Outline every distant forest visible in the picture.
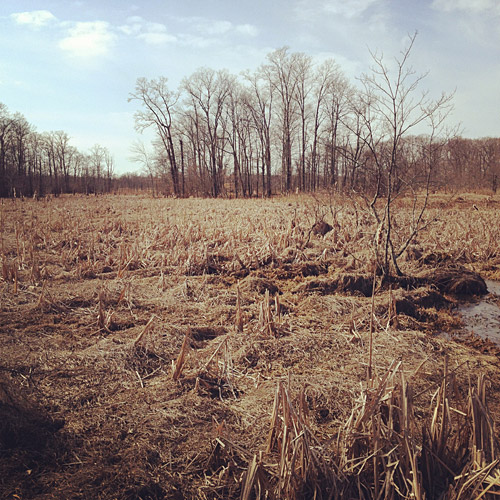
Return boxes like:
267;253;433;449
0;102;115;198
1;43;499;198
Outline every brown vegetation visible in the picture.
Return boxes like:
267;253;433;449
1;192;500;499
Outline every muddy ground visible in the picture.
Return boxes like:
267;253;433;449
1;193;500;499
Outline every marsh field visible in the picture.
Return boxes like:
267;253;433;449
2;192;500;499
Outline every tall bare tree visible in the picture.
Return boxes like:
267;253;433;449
263;47;300;192
129;77;181;196
309;59;349;190
293;53;313;191
244;69;274;197
183;68;234;197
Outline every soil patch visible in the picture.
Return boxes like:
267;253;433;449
241;276;281;295
0;377;66;498
394;287;451;320
295;273;373;296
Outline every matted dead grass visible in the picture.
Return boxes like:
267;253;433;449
1;192;500;499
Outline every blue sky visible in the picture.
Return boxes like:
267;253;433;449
1;0;499;174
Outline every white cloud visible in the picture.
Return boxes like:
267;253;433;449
127;15;144;23
431;0;500;44
432;0;500;13
59;21;117;60
198;19;233;36
119;16;144;36
235;24;259;37
323;0;381;18
178;34;217;49
199;19;259;37
179;16;259;39
293;0;388;36
119;14;258;49
11;10;57;27
137;31;177;45
119;17;176;44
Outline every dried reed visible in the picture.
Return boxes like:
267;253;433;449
241;360;500;500
236;282;244;332
172;328;191;381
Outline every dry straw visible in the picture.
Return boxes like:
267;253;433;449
240;360;500;500
236;282;244;332
172;328;191;381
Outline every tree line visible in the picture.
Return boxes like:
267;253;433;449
129;40;499;198
2;37;499;200
0;102;114;198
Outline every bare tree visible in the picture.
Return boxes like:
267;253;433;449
177;110;209;196
25;130;44;197
104;148;114;193
89;144;106;193
263;48;300;192
130;140;156;195
71;150;87;192
244;69;274;197
11;113;31;193
348;33;454;277
182;68;234;197
480;138;500;193
129;77;181;196
52;131;72;193
309;60;350;190
324;66;351;189
293;53;313;191
43;132;60;194
220;79;245;197
0;103;14;197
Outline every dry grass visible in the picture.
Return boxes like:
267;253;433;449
239;359;500;499
1;192;500;499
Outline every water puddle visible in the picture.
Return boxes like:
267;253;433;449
458;280;500;345
485;279;500;296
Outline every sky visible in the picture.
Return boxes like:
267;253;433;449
1;0;499;174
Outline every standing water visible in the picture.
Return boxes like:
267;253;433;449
459;280;500;345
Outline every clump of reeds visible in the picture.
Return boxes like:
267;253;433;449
194;336;239;400
242;380;336;500
257;289;285;338
96;288;114;331
240;360;500;500
258;289;275;337
340;359;499;498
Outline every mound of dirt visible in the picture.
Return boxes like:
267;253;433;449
294;273;373;296
335;274;373;296
312;221;333;236
282;262;328;277
425;265;487;295
394;297;419;318
190;326;227;348
394;287;451;320
241;276;281;295
420;251;455;265
412;287;451;309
